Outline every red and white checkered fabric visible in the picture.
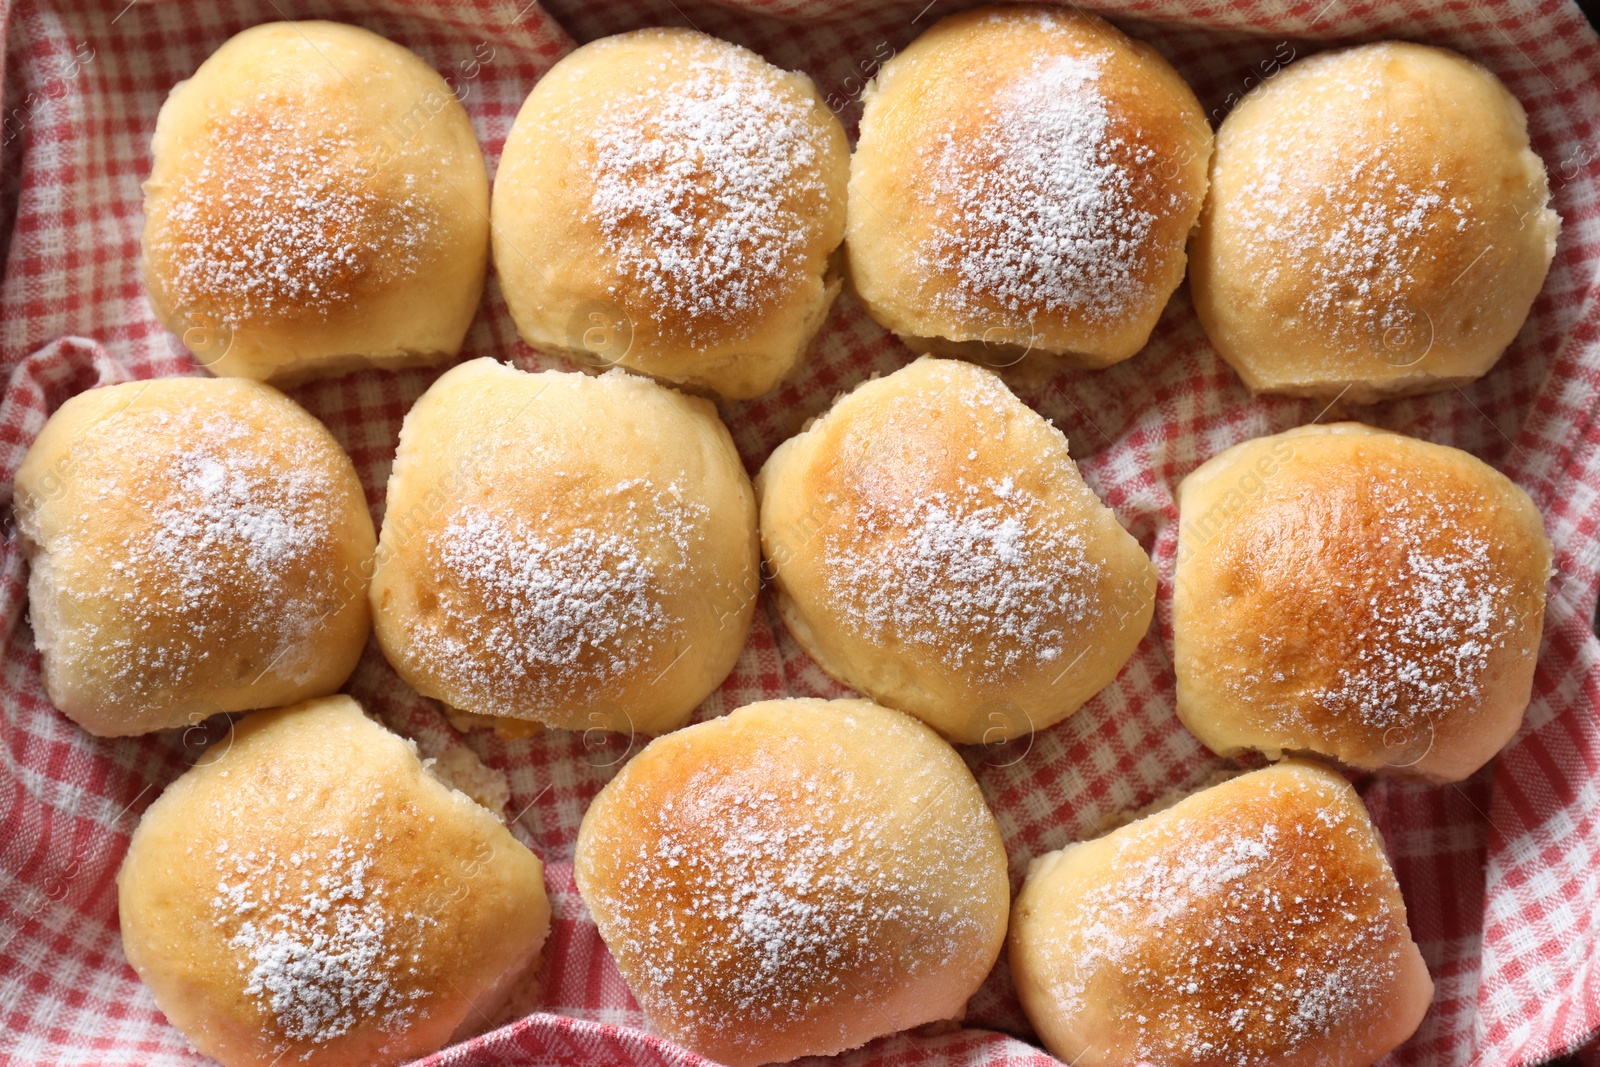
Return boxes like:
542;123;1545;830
0;0;1596;1064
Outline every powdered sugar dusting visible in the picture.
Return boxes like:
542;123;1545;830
1223;54;1477;347
1312;486;1514;728
589;735;997;1053
406;482;704;710
818;369;1103;679
588;48;827;342
57;406;350;697
826;479;1099;677
1049;781;1406;1064
1229;472;1522;734
146;449;312;606
152;99;435;325
1235;152;1465;341
919;50;1158;325
214;833;430;1048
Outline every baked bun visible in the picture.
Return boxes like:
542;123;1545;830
118;695;551;1067
846;6;1210;368
1010;759;1433;1067
370;358;758;736
492;29;848;400
1191;41;1559;400
757;357;1154;744
575;697;1009;1066
1174;423;1551;782
142;21;490;383
14;377;374;736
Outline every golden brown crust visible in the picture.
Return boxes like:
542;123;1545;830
13;377;374;736
370;359;759;735
847;5;1210;367
117;696;551;1067
757;357;1154;743
142;21;489;382
574;698;1009;1066
492;29;848;399
1173;423;1551;781
1191;42;1559;400
1010;760;1433;1067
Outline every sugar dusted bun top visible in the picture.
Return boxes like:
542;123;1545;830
1173;423;1551;782
13;376;374;736
370;359;759;736
142;21;490;383
1191;41;1559;399
847;5;1211;367
116;696;551;1067
758;357;1155;744
574;698;1009;1067
1010;760;1433;1067
492;28;848;399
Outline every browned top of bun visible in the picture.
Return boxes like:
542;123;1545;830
575;698;1009;1066
143;22;463;333
496;28;845;352
14;376;373;733
371;359;757;735
918;9;1201;322
786;358;1137;681
117;697;549;1067
1012;760;1432;1067
1175;423;1550;780
848;5;1209;359
1192;41;1558;397
758;357;1154;742
154;106;427;326
578;31;840;346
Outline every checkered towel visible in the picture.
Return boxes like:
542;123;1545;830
0;0;1596;1064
